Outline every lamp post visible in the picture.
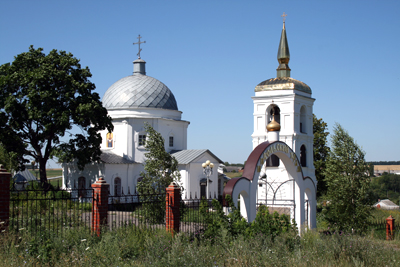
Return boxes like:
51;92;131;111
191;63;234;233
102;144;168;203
202;160;214;199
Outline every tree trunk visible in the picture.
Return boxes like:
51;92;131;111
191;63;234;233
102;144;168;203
39;158;48;184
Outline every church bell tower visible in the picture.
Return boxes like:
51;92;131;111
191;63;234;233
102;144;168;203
251;16;315;179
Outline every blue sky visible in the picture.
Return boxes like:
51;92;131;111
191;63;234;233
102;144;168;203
1;1;399;167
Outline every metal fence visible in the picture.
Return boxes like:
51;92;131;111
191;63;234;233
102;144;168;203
368;219;400;239
107;189;166;231
180;196;226;234
9;184;93;237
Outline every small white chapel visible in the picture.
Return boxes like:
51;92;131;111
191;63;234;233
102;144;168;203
62;37;224;199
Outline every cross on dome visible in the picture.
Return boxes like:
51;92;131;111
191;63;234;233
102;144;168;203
281;12;287;23
133;35;146;59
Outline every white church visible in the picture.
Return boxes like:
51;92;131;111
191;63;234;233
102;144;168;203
63;17;317;227
62;37;224;200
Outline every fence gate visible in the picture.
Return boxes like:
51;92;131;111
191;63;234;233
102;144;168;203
257;177;295;221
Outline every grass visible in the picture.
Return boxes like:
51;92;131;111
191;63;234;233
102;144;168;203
1;225;400;266
371;208;400;221
28;169;62;179
225;171;243;179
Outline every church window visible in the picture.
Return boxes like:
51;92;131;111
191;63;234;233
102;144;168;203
300;145;307;167
107;132;113;148
114;177;121;196
169;136;174;147
300;106;306;133
139;135;146;146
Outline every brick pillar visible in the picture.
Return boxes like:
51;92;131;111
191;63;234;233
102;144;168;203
91;177;109;236
386;215;395;241
166;182;180;236
0;165;11;231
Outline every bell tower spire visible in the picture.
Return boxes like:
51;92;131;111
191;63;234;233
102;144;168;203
277;12;291;78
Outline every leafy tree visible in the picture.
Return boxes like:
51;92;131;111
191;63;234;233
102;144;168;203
313;114;330;197
0;46;113;184
136;123;180;224
0;142;19;173
323;123;371;232
137;122;180;195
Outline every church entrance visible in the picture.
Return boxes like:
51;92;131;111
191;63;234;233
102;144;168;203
257;177;295;219
223;141;316;232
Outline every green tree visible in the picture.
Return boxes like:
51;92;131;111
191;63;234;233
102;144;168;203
136;123;180;224
137;123;180;195
0;46;113;184
313;114;330;197
0;142;19;173
323;123;371;232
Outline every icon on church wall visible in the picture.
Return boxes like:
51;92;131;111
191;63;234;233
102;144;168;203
107;132;113;148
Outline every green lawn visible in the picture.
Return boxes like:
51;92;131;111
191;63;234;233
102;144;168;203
28;169;62;179
225;171;243;179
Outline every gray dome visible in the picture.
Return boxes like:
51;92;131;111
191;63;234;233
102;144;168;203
102;73;178;110
255;77;312;94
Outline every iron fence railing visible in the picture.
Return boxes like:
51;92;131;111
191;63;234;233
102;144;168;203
107;190;166;231
9;185;93;237
367;219;400;239
180;197;226;234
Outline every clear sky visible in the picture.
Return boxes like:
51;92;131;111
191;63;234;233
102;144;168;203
1;0;399;167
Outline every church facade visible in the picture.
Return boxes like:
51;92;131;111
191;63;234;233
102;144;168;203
62;45;223;199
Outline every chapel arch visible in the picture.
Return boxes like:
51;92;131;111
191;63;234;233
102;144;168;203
300;105;307;133
223;141;316;233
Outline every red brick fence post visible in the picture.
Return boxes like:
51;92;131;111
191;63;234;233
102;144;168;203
91;177;109;236
386;215;395;241
166;182;180;236
0;165;11;231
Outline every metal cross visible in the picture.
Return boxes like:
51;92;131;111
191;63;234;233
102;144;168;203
281;12;287;23
133;35;146;59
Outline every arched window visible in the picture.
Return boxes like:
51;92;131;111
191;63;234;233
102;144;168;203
114;177;121;196
267;105;282;127
169;136;174;147
107;133;113;148
78;176;86;197
300;145;307;167
300;106;306;133
266;154;280;167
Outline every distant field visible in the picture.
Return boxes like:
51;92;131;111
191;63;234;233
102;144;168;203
374;165;400;171
225;172;242;179
28;169;62;178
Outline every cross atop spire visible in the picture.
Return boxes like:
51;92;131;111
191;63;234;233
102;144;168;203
281;12;287;24
133;35;146;59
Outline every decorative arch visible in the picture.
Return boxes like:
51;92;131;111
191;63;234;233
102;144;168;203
223;141;317;232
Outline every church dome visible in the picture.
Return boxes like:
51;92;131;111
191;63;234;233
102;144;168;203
255;77;312;94
102;59;178;111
